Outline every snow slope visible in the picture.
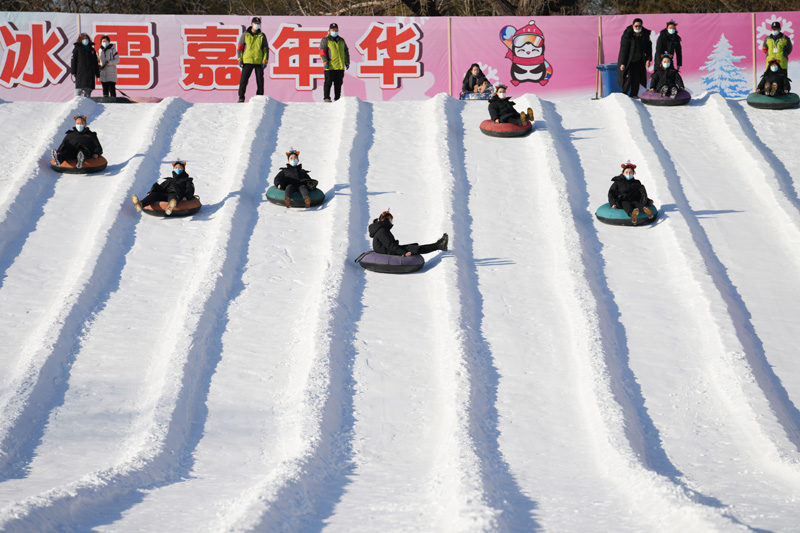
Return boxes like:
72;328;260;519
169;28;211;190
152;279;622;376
0;93;798;532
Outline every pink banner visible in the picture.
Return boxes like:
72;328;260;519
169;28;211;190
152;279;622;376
1;11;798;102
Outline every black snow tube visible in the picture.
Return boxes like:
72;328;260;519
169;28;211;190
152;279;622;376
640;90;692;106
355;251;425;274
89;96;134;104
479;119;533;138
595;202;659;226
142;196;203;217
746;92;800;110
50;156;108;174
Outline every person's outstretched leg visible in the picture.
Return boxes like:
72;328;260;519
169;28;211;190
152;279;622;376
284;184;296;208
299;184;311;208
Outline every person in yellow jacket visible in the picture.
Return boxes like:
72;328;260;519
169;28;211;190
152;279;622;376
319;23;350;102
762;21;793;71
237;17;269;103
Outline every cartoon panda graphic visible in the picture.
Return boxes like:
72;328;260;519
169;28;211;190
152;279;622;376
500;20;553;86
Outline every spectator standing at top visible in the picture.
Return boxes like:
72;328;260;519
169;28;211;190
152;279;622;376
763;21;793;72
319;23;350;102
71;32;99;97
97;35;120;98
617;18;652;99
237;17;269;103
655;20;682;70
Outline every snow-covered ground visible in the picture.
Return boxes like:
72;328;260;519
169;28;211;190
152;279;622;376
0;92;799;532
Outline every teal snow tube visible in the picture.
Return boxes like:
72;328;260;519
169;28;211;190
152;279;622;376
266;185;325;207
595;202;658;226
746;92;799;110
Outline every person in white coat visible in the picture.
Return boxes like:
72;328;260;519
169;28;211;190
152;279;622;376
98;35;120;98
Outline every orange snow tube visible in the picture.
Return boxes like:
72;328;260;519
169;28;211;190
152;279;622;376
142;196;202;217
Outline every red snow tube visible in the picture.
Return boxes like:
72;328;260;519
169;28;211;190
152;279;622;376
142;196;202;217
479;119;532;138
50;156;108;174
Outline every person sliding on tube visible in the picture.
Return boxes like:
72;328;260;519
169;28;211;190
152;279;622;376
369;210;448;257
608;161;654;225
488;85;532;126
273;148;318;208
52;115;103;168
648;54;684;98
757;59;792;96
462;63;492;94
131;160;195;216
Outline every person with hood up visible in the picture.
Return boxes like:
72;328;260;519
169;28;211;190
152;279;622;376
462;63;492;94
237;17;269;103
488;85;532;125
131;161;195;216
97;35;120;98
757;58;792;96
369;210;448;257
71;32;100;97
617;18;652;98
52;115;103;168
655;20;682;70
273;149;318;208
608;161;654;225
648;54;685;98
762;20;793;72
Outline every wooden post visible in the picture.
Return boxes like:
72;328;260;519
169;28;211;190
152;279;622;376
76;13;81;37
447;17;452;97
594;16;602;99
752;12;757;90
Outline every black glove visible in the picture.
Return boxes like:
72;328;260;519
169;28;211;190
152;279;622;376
239;60;243;68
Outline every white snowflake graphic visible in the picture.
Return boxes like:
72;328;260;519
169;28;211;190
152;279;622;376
478;62;500;85
394;16;429;27
756;14;794;49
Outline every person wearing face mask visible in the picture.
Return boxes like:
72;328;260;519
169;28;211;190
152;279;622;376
648;54;685;98
237;17;269;103
319;23;350;102
52;115;103;168
762;21;792;72
272;149;319;208
131;161;196;216
369;211;448;257
617;18;652;99
608;161;654;225
97;35;120;98
756;59;792;96
71;32;100;97
487;85;532;125
656;20;682;71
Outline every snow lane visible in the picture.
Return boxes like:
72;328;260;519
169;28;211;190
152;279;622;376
545;95;747;531
0;97;277;530
0;98;94;289
599;94;800;529
104;99;353;532
0;99;185;480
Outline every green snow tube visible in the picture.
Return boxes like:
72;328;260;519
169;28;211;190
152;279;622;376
746;92;799;110
265;185;325;207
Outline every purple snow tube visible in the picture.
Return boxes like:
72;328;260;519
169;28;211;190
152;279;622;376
354;251;425;274
640;89;692;106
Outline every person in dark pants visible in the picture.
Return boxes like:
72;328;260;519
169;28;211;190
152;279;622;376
655;20;682;71
71;32;99;97
319;23;349;102
131;161;195;216
52;115;103;168
237;17;269;103
648;54;684;98
617;18;652;99
273;149;318;209
488;85;532;125
757;59;792;96
97;35;120;98
369;210;448;257
608;161;654;225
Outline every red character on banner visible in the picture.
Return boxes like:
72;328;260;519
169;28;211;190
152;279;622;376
269;23;327;90
92;23;156;89
0;21;68;88
180;24;242;90
355;22;422;89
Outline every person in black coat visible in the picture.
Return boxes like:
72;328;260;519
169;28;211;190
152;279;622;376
757;59;792;96
71;32;99;97
648;55;684;97
617;19;652;98
273;149;318;208
462;63;491;94
655;21;682;70
608;161;654;225
131;161;196;216
488;85;531;125
369;210;448;257
52;115;103;168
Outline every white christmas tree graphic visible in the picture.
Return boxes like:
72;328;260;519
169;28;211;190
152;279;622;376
700;33;751;97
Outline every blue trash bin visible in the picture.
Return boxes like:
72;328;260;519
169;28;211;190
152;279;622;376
596;63;622;97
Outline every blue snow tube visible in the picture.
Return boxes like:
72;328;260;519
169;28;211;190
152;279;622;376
355;251;425;274
595;202;659;226
460;91;493;100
